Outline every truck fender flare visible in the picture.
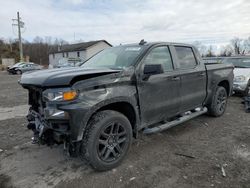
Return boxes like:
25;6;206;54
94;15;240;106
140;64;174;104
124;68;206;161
79;97;139;141
206;79;230;106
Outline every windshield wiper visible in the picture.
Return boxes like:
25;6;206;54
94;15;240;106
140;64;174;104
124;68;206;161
109;67;123;70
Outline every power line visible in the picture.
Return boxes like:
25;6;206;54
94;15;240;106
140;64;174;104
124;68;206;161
12;12;25;61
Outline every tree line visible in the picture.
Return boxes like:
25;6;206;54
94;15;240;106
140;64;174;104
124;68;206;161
193;37;250;57
1;36;250;65
0;36;68;65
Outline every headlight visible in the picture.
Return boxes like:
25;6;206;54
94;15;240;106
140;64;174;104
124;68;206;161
234;75;247;82
43;88;78;102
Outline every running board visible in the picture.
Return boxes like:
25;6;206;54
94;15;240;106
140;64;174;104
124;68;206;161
143;107;208;134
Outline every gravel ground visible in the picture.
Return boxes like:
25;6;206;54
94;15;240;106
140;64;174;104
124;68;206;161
0;71;250;188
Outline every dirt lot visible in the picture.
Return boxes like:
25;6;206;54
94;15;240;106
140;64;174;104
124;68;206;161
0;71;249;188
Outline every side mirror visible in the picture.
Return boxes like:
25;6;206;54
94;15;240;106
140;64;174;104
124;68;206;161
143;64;164;75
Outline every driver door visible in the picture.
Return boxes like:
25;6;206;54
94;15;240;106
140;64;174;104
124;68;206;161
137;45;181;127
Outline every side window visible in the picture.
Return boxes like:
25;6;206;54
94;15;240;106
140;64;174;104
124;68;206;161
174;46;197;69
144;46;173;72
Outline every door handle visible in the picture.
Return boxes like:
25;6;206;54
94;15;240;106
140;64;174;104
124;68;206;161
170;76;180;81
199;72;206;76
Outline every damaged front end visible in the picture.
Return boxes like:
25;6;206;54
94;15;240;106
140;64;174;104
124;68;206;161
19;67;125;158
25;86;78;154
26;109;61;145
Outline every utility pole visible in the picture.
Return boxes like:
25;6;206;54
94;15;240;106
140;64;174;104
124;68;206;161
12;12;25;61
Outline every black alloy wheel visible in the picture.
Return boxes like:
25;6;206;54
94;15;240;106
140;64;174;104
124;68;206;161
216;88;227;114
208;86;228;117
83;110;132;171
97;122;128;163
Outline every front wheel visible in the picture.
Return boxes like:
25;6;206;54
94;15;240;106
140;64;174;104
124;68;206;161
207;86;228;117
82;110;132;171
16;70;22;75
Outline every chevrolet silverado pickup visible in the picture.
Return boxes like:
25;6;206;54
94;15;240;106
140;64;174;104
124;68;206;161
19;41;234;171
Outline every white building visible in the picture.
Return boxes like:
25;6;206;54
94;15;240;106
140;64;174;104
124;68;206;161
49;40;112;68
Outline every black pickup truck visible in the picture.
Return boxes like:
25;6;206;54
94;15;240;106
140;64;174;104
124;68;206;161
20;41;234;171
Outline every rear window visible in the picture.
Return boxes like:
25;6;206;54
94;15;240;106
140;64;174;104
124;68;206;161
174;46;197;69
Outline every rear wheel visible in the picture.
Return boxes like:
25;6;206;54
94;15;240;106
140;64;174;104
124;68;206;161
82;110;132;171
208;86;228;117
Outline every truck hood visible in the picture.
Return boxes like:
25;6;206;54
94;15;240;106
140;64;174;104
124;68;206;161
234;68;250;77
19;67;121;87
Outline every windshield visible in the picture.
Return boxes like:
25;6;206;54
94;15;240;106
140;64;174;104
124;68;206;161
14;62;24;67
223;58;250;68
81;46;143;69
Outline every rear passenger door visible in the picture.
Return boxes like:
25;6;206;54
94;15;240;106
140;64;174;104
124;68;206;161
172;46;206;111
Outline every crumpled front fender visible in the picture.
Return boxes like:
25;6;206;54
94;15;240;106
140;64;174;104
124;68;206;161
59;96;138;142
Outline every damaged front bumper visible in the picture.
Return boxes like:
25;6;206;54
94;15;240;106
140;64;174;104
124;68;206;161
233;81;248;93
23;86;105;148
27;108;70;145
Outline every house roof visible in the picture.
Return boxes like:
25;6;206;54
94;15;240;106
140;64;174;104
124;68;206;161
50;40;112;54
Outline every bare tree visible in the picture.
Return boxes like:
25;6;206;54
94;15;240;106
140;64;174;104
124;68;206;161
205;45;216;57
0;38;19;61
1;36;69;65
219;45;233;57
243;37;250;54
230;37;245;55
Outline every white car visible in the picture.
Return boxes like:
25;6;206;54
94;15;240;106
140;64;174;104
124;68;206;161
7;62;25;71
223;57;250;95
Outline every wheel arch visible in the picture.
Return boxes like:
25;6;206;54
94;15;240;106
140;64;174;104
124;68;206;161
16;69;22;74
84;99;139;139
204;79;231;107
217;80;230;96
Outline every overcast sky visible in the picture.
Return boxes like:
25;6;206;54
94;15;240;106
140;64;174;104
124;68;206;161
1;0;250;46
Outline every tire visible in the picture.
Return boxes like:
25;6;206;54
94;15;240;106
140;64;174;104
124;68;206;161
82;110;132;171
16;70;22;75
208;86;228;117
243;86;249;96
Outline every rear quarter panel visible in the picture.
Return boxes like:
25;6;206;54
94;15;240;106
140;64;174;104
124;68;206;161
205;63;234;105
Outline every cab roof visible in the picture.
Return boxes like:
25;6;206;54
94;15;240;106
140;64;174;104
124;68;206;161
120;41;195;48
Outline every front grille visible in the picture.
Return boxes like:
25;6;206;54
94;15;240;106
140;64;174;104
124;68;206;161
28;88;45;114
